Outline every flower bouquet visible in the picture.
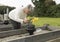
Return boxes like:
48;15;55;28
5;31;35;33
26;17;38;35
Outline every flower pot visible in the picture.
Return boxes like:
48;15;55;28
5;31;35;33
26;23;36;35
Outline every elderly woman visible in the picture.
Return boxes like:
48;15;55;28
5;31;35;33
9;0;35;29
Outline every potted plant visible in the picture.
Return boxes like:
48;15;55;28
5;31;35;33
26;17;38;35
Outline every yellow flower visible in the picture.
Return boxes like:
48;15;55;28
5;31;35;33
33;17;38;21
27;17;39;24
31;17;39;23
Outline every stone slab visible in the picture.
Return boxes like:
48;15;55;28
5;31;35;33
0;24;13;31
0;30;60;42
0;29;27;38
8;31;60;42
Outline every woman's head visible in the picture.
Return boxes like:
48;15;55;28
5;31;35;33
23;4;35;14
22;0;35;14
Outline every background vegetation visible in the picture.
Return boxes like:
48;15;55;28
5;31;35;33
29;0;60;18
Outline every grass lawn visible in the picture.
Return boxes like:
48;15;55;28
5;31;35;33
32;17;60;27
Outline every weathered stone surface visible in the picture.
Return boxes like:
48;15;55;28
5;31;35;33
0;29;27;38
0;24;13;31
0;25;60;42
1;30;59;42
37;26;60;31
46;37;60;42
24;31;60;42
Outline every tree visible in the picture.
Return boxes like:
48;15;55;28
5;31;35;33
28;0;60;17
32;0;46;17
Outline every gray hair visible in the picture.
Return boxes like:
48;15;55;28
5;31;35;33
27;5;35;12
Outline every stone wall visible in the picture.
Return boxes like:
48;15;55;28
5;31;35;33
9;30;60;42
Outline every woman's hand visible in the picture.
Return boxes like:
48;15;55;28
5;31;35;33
23;18;29;23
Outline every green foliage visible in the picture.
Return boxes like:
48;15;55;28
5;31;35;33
46;4;60;17
33;0;46;17
29;0;60;17
28;0;41;16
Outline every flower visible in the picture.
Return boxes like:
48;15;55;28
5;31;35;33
27;17;39;23
31;17;39;23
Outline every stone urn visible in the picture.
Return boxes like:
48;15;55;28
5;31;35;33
26;23;36;35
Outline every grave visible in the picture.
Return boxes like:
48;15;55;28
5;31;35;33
0;28;60;42
0;23;60;42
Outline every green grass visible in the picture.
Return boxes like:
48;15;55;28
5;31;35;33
32;17;60;27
